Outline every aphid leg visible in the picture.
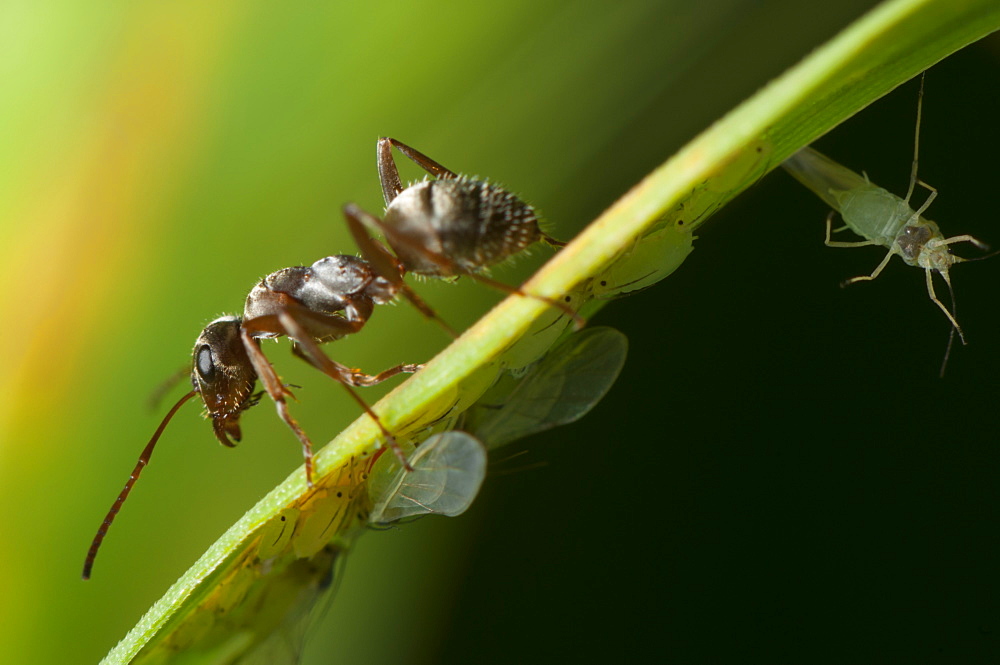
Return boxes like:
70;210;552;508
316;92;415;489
907;180;937;222
277;307;415;472
926;268;966;344
824;212;879;248
841;249;894;288
903;73;927;205
239;323;317;487
938;234;990;251
343;203;458;338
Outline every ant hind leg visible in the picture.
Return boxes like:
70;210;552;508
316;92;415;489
378;137;458;206
343;203;458;338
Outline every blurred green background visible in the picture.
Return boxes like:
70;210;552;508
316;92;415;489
3;1;999;663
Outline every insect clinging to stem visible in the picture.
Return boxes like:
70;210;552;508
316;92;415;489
781;72;990;373
83;253;422;580
343;137;584;337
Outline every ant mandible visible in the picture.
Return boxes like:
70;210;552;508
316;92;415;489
83;254;419;579
343;137;584;336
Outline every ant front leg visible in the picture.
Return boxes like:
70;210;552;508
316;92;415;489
277;303;418;472
238;320;318;487
343;203;458;338
377;137;458;206
281;304;423;387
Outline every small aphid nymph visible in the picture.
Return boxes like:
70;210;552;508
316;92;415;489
781;73;989;373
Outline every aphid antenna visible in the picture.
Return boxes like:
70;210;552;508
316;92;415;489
938;274;960;378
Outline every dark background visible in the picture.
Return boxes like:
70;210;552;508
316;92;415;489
424;41;1000;665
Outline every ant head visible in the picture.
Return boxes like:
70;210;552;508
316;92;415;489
191;316;258;446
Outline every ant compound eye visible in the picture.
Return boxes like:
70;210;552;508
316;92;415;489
196;345;216;382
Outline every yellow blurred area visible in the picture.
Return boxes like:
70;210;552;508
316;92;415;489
3;2;947;663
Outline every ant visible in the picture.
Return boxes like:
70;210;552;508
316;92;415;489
343;137;584;336
83;254;420;580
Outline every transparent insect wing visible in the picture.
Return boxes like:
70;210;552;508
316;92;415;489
467;326;628;449
499;287;587;374
782;146;872;211
134;544;344;665
131;456;371;665
230;547;347;665
368;431;488;524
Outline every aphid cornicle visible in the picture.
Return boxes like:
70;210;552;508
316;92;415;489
343;137;583;335
781;73;989;371
83;254;421;580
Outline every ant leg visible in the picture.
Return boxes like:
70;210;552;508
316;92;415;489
841;249;895;287
343;203;458;338
281;305;423;386
926;268;966;344
238;324;317;487
378;137;459;206
347;203;584;329
277;306;416;472
539;231;567;248
463;271;586;330
377;138;404;207
291;341;420;385
824;211;878;248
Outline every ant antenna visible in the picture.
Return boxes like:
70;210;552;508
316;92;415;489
83;389;198;580
146;365;189;411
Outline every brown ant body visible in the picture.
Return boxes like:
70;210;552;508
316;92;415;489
344;137;583;335
85;138;579;580
83;254;419;579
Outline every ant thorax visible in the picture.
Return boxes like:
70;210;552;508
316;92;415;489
243;255;397;342
384;176;541;276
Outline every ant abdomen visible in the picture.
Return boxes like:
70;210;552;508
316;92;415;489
385;176;541;276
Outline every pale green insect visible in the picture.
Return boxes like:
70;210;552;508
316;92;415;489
590;220;694;300
782;74;988;360
133;458;370;665
368;430;488;524
133;325;627;662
